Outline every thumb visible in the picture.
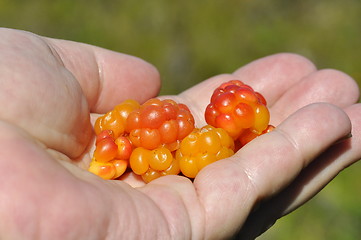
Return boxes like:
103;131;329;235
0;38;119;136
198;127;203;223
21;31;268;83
45;37;161;113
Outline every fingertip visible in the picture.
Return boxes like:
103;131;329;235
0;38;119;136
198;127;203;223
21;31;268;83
319;68;360;102
233;53;317;105
233;53;316;78
270;68;360;125
275;103;352;154
344;103;361;157
232;103;351;198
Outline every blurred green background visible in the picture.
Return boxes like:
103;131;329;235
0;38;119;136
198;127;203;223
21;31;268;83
1;0;360;239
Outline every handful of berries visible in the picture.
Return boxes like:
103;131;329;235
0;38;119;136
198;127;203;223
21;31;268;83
88;80;274;182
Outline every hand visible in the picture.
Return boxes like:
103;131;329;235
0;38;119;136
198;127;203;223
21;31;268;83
0;28;360;240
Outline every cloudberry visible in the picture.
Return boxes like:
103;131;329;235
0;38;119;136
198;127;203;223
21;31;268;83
176;125;235;178
129;146;180;183
205;80;273;146
126;98;195;150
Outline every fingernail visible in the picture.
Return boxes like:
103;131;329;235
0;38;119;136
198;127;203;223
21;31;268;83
334;132;352;145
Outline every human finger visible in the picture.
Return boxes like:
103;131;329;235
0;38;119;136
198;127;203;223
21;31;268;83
193;103;351;239
173;53;316;126
0;28;94;157
44;37;161;113
236;103;361;239
232;53;317;106
271;69;360;125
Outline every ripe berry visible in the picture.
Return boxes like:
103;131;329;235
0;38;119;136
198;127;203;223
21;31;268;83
93;135;118;162
94;99;140;138
115;136;133;160
205;80;272;145
88;158;128;180
126;98;195;150
88;160;116;180
129;146;180;183
176;125;235;178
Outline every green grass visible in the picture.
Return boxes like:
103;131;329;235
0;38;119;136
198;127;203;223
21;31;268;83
1;0;360;239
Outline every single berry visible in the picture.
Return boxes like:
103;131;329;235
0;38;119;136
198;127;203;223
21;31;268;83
88;158;128;180
205;80;271;145
115;136;133;160
93;134;118;162
129;146;180;183
94;99;140;138
88;160;116;180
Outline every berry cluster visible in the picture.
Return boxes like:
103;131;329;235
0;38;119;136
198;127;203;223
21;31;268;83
88;80;274;182
88;98;196;182
205;80;274;147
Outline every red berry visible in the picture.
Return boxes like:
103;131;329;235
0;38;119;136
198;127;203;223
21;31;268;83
205;80;271;144
93;137;118;162
115;136;133;160
127;98;195;150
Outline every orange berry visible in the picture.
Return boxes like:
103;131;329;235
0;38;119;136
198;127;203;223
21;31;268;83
176;125;234;178
142;168;162;183
139;105;166;129
178;156;198;178
98;110;125;138
88;160;116;180
129;147;150;175
115;136;132;160
159;120;178;143
148;147;173;171
93;137;118;162
139;128;162;149
162;157;181;176
110;159;128;179
114;99;141;122
96;130;114;144
129;146;177;183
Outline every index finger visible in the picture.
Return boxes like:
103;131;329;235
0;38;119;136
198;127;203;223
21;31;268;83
232;53;316;106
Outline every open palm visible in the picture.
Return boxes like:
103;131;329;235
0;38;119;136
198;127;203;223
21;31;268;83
0;28;360;240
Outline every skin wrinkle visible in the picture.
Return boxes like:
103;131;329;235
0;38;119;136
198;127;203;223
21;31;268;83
195;159;252;239
139;178;203;240
41;40;94;157
141;185;185;239
102;182;139;240
42;173;94;239
94;53;105;112
134;188;173;239
273;128;305;168
232;131;302;203
179;179;206;240
45;38;101;112
240;158;265;200
225;157;257;205
42;38;66;68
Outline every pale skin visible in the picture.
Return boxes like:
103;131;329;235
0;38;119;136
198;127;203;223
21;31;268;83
0;28;360;240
